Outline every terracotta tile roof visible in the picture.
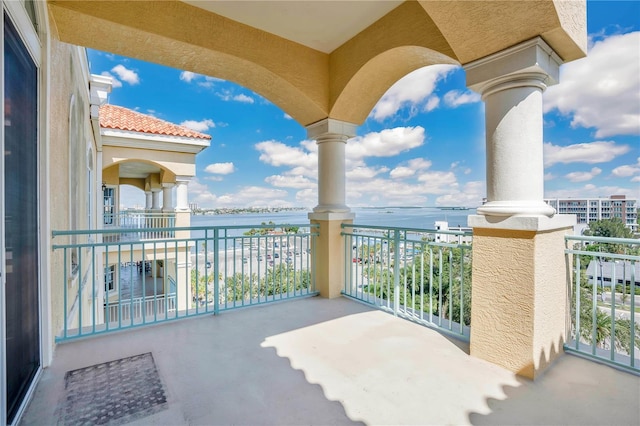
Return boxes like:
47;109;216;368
99;104;211;140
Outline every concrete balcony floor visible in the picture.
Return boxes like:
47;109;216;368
22;297;640;425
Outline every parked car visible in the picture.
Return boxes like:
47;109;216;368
274;253;279;258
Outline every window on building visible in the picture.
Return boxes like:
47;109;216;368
104;265;115;292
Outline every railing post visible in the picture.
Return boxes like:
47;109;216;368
213;228;219;315
393;230;401;316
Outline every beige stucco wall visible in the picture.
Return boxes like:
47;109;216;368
470;226;572;379
102;145;194;179
48;36;98;344
532;227;572;374
48;0;586;128
310;218;352;298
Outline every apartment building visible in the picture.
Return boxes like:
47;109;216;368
545;195;638;232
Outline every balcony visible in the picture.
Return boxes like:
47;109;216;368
20;296;640;425
28;223;640;425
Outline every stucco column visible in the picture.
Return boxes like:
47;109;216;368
162;183;174;212
145;191;152;210
174;177;192;239
175;177;191;212
465;38;576;379
151;188;161;211
307;118;357;298
465;37;560;217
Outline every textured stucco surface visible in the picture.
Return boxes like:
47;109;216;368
48;36;98;350
471;229;537;377
102;146;195;180
310;219;352;298
48;0;586;127
471;226;572;379
532;227;572;373
418;0;586;63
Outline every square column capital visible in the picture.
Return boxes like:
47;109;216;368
306;118;358;140
464;37;563;94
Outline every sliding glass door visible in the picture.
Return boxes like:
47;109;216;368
3;13;40;425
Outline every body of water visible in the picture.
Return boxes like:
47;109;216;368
190;207;476;231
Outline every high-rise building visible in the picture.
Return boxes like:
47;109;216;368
544;195;638;232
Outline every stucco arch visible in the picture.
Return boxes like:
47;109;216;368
103;159;177;191
48;0;329;126
330;46;458;125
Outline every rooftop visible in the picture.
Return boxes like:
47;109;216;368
99;104;211;140
21;297;640;425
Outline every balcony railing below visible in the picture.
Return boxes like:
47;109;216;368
103;211;176;241
342;224;472;340
565;235;640;374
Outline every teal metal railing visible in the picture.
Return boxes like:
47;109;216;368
103;211;176;241
52;223;318;341
565;235;640;374
342;224;472;340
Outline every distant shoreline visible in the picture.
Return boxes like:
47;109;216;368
192;206;474;216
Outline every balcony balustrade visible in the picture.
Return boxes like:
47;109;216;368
342;224;473;339
565;235;640;374
103;211;176;241
52;223;318;341
17;222;640;424
52;222;640;376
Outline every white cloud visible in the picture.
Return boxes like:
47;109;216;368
347;127;425;160
389;166;416;179
544;31;640;138
264;175;315;189
390;158;432;179
346;166;389;182
443;90;481;107
179;71;197;82
283;113;293;120
217;90;255;103
295;188;317;206
565;167;602;183
188;178;218;208
180;72;224;87
233;94;254;104
180;118;215;132
435;181;485;207
205;162;235;175
215;186;291;208
544;172;557;181
370;64;457;121
632;176;640;183
111;64;139;85
417;171;458;194
611;157;640;178
255;140;317;170
424;96;440;112
100;71;122;88
543;141;630;166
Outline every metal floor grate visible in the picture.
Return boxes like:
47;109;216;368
57;352;167;425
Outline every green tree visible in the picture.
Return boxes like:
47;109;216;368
282;225;300;234
572;268;640;354
361;245;472;326
584;218;633;239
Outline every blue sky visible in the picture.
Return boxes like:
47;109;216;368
88;1;640;209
